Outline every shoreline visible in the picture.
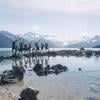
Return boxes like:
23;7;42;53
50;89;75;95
0;49;100;60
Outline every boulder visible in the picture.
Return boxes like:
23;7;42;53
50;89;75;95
45;65;51;71
19;87;39;100
85;50;93;57
13;66;25;80
52;64;68;71
33;63;43;72
0;70;15;84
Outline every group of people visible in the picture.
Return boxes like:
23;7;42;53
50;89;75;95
12;39;49;55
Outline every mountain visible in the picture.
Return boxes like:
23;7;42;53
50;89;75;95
0;30;26;48
93;44;100;48
65;35;100;48
1;30;100;48
0;30;15;48
0;31;66;48
21;32;66;48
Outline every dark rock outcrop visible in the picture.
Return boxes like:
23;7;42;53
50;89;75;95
33;63;68;76
19;87;39;100
0;66;25;84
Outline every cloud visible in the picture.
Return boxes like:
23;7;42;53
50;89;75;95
0;0;100;13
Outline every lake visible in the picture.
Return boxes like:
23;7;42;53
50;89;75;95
0;48;100;100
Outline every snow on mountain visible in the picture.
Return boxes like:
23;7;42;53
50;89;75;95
1;30;100;48
65;35;100;48
20;32;68;48
19;32;100;48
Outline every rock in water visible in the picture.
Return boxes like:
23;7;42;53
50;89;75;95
78;68;82;71
52;64;68;71
19;87;39;100
33;63;43;72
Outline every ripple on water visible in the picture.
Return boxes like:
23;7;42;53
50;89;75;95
90;83;100;93
86;96;100;100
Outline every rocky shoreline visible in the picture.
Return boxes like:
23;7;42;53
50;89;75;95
0;49;100;60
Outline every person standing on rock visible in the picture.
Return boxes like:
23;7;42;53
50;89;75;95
24;44;28;54
35;41;40;53
12;39;18;55
19;42;23;55
12;40;16;54
45;42;49;52
41;42;44;53
28;43;32;53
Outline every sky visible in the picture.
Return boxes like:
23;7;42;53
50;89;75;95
0;0;100;40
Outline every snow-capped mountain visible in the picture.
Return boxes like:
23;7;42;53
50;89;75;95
20;32;68;48
0;30;26;48
0;30;15;48
65;35;100;48
0;30;100;48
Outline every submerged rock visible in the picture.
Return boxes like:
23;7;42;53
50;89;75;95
19;87;39;100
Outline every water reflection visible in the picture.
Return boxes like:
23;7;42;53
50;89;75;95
22;56;67;76
0;59;25;84
0;56;68;85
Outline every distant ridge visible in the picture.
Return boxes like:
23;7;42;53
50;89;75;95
65;35;100;48
0;30;100;48
0;30;15;48
93;44;100;48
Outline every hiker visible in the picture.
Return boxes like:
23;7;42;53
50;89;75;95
41;42;44;53
28;43;32;53
34;41;39;52
12;40;16;54
13;39;19;55
24;44;28;54
45;42;49;52
19;42;23;55
32;43;35;53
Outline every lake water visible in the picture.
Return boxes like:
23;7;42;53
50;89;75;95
0;48;100;100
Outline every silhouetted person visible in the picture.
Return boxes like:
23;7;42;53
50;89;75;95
19;42;23;55
41;42;44;53
24;44;28;54
12;40;16;53
12;40;18;55
45;42;49;52
35;42;39;52
28;43;32;53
